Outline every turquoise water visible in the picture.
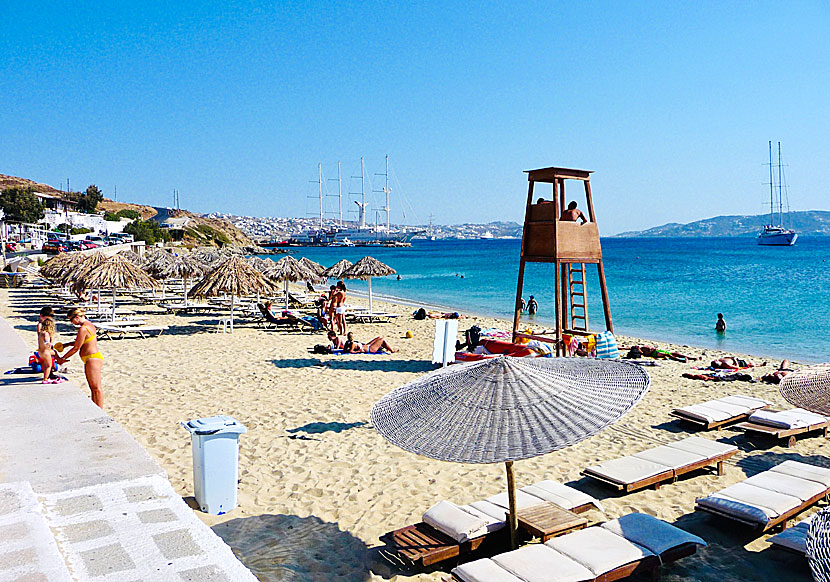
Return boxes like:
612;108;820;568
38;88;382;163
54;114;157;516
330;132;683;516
265;237;830;362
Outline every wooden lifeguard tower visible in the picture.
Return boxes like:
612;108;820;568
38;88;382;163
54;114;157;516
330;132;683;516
512;167;613;355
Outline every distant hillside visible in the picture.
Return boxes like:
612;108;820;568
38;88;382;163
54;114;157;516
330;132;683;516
615;210;830;237
0;174;62;196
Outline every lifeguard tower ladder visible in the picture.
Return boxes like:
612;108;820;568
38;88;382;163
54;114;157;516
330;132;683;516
512;167;613;355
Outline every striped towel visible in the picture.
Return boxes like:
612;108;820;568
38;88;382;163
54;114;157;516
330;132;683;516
595;331;619;359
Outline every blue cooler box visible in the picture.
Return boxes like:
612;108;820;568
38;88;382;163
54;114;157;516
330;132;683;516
181;415;247;515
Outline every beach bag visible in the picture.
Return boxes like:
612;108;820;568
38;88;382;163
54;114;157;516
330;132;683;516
312;344;332;354
595;331;619;359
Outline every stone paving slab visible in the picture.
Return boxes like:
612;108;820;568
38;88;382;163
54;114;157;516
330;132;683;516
41;475;257;582
0;481;73;582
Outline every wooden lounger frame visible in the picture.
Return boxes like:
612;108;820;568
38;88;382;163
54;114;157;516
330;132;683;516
450;540;699;582
384;501;595;568
696;489;830;533
734;419;830;448
581;450;736;493
670;404;771;431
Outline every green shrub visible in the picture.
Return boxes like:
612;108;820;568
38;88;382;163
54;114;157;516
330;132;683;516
124;219;170;245
0;187;44;223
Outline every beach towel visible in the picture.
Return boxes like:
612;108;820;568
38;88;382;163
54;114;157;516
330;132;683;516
595;331;619;359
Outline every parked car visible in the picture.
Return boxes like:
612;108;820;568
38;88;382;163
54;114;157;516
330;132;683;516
4;241;17;252
78;240;98;250
43;240;69;253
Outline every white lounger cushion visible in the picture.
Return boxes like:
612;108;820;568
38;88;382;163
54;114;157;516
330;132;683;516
749;408;828;429
698;483;801;523
520;480;604;512
453;558;526;582
744;472;826;502
771;460;830;487
665;436;737;457
492;544;594;582
422;501;489;543
632;446;704;470
720;395;770;409
676;401;750;423
467;500;510;524
601;513;707;556
545;527;652;576
585;456;671;485
486;489;550;511
458;503;507;533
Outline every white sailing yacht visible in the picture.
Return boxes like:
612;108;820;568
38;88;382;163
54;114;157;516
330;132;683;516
757;141;797;246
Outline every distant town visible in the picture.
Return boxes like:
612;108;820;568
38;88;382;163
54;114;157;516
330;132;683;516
205;212;523;242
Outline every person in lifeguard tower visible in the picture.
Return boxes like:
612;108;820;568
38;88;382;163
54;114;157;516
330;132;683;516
559;201;588;223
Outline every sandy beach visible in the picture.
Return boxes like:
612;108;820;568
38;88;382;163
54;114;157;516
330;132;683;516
0;284;822;582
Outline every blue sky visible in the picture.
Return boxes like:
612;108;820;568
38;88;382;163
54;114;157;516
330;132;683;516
2;1;828;234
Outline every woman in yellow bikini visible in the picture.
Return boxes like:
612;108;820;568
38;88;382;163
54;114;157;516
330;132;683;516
56;308;104;408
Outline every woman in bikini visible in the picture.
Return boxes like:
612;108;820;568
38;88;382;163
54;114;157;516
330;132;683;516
56;308;104;408
343;332;398;354
37;317;58;383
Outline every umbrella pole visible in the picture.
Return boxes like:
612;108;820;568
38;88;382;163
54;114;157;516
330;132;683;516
184;276;188;307
506;460;518;550
368;277;373;313
112;287;116;320
230;293;234;333
284;280;289;311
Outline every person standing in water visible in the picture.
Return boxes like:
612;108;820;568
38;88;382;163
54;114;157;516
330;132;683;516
527;296;538;315
715;313;726;333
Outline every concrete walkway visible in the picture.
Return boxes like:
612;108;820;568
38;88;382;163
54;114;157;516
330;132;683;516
0;316;257;581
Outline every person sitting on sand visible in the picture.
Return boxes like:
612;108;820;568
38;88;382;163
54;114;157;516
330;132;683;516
559;201;588;224
343;331;398;354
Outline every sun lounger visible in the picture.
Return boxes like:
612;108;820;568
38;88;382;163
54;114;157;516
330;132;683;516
582;436;737;493
670;395;771;430
97;324;168;339
159;302;213;313
695;460;830;532
451;513;705;582
350;311;399;323
382;480;602;567
768;514;814;554
733;408;830;448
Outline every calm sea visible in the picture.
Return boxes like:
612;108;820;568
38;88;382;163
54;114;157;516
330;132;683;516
265;237;830;363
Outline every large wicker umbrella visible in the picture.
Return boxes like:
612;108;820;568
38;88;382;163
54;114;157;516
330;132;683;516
322;259;353;279
371;357;650;548
142;250;177;298
188;255;277;331
298;257;326;278
40;252;79;280
267;255;322;310
342;256;396;313
808;508;830;582
72;254;159;318
779;364;830;415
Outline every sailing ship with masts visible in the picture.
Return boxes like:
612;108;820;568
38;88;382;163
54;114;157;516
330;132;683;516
758;141;797;246
280;156;422;247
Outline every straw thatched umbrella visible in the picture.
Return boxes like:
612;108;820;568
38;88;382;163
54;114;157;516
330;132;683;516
142;250;177;298
40;252;78;280
322;259;353;279
72;254;159;318
298;257;326;278
371;357;650;548
342;256;396;313
160;255;207;306
118;249;142;265
188;255;277;331
267;255;323;310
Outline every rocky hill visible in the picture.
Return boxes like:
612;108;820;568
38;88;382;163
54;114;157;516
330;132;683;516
615;210;830;237
0;174;63;195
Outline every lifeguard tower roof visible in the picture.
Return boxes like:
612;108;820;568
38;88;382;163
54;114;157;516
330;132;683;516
524;167;593;183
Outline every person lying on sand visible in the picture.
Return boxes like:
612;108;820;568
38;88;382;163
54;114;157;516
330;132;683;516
627;345;696;362
761;360;794;383
710;357;755;370
343;332;398;354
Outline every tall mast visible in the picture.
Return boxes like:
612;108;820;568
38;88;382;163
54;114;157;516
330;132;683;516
768;141;774;225
385;155;390;230
777;142;784;225
338;161;342;225
359;157;367;228
318;163;323;229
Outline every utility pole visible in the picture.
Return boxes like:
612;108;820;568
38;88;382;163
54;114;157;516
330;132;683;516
318;163;323;229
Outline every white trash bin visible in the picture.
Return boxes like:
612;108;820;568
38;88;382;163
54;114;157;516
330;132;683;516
182;415;247;515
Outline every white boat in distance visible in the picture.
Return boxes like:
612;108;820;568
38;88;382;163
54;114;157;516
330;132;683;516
758;141;797;246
